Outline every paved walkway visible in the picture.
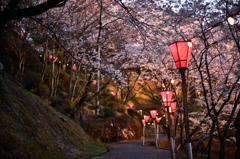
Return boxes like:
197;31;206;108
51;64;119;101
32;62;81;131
92;134;178;159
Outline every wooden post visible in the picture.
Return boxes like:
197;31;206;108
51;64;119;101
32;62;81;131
156;122;159;147
154;120;157;147
143;124;145;146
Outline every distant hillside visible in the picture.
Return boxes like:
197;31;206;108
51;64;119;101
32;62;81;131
0;75;107;159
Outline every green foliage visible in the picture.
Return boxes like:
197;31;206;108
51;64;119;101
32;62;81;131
127;108;142;123
42;65;52;85
36;83;50;98
49;96;75;116
28;62;42;73
85;116;104;140
25;49;40;67
88;101;95;110
58;69;69;91
24;71;42;92
107;102;126;113
100;107;116;117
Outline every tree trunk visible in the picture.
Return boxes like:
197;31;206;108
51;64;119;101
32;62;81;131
71;63;80;101
207;121;215;159
68;57;73;99
49;39;55;97
53;64;61;97
72;72;93;122
42;39;48;80
235;109;240;159
219;93;240;159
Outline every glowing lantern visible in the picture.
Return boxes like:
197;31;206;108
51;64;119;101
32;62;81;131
170;115;173;119
156;117;161;123
169;41;193;69
49;55;58;62
92;80;97;85
170;102;177;113
227;16;235;25
161;91;173;107
20;33;23;37
129;104;133;108
142;119;146;125
169;107;172;113
137;110;140;113
150;110;157;118
54;57;58;63
143;115;150;122
111;92;116;96
72;64;76;71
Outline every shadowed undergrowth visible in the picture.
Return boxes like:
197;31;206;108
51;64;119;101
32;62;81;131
0;75;107;158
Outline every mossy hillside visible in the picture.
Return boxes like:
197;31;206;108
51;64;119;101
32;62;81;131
0;75;107;158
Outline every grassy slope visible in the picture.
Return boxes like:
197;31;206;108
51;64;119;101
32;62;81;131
0;75;107;159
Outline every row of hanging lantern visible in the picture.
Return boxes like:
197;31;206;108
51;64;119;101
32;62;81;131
142;41;193;158
141;110;163;147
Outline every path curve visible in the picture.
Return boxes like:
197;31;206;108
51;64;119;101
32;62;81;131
92;134;172;159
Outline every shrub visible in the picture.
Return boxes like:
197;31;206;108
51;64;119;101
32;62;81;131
127;108;142;123
85;117;103;140
107;102;126;113
24;71;42;92
49;96;75;115
101;107;116;117
36;83;50;98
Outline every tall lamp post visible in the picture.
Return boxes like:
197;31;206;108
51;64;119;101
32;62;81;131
170;102;177;137
161;91;175;159
150;110;158;147
156;117;161;145
143;115;150;146
169;41;193;159
142;119;146;146
170;102;177;154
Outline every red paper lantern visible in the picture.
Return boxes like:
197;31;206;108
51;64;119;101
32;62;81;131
150;110;157;118
161;91;173;107
20;33;23;37
143;115;150;122
129;104;133;108
136;110;140;113
156;117;161;123
170;114;173;119
170;102;177;113
72;64;76;70
54;57;58;63
92;80;97;85
169;41;193;69
49;55;58;62
111;92;116;96
142;119;146;125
